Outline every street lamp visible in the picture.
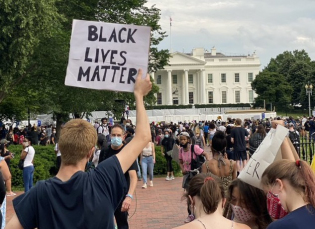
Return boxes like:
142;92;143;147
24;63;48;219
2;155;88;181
305;82;313;117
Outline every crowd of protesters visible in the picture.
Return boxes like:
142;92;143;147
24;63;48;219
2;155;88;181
1;110;315;229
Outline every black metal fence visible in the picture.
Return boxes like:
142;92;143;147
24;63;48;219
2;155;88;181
295;137;315;163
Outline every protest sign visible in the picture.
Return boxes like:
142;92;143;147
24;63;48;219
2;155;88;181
238;125;288;189
65;19;151;92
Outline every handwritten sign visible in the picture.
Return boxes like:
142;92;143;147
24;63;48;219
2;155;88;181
65;20;151;92
239;125;288;189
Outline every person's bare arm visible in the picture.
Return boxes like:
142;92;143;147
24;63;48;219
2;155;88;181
5;214;24;229
231;137;234;144
0;160;11;181
121;170;137;212
116;69;152;173
152;142;156;163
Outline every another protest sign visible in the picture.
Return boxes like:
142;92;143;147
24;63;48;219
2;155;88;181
238;125;288;189
65;19;151;92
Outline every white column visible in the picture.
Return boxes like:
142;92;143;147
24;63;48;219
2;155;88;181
181;71;186;105
184;70;189;105
196;71;200;103
167;70;173;105
151;72;155;81
200;69;206;104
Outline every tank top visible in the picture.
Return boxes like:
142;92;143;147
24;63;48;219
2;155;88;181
142;144;153;157
205;159;234;192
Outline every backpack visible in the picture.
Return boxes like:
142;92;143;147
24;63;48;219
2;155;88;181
288;131;300;146
190;144;205;171
193;136;202;148
305;121;310;131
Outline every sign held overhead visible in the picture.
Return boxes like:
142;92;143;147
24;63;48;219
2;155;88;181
65;19;151;92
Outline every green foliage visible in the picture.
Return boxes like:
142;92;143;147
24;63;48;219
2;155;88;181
8;145;57;188
7;144;179;188
253;50;315;112
0;0;62;103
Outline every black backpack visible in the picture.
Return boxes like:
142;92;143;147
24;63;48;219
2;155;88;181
288;131;300;146
190;144;205;171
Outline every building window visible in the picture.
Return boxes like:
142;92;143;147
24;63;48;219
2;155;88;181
157;93;162;104
188;74;193;84
172;75;177;84
173;97;179;105
189;92;194;104
248;73;253;82
221;73;226;83
157;75;161;84
235;73;240;83
208;74;213;83
235;91;240;103
208;91;214;104
249;90;254;103
222;91;227;103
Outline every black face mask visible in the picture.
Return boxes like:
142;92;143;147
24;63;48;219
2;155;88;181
180;143;188;148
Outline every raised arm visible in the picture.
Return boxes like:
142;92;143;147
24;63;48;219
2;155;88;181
116;69;152;173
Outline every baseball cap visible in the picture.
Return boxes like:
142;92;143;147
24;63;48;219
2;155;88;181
0;139;9;144
180;132;190;138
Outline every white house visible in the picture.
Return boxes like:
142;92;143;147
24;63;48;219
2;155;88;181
152;47;260;105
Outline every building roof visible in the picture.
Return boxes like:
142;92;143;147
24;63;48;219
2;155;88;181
186;52;248;58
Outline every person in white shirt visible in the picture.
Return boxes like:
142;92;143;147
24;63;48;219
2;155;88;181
98;118;110;142
20;138;35;192
54;143;61;172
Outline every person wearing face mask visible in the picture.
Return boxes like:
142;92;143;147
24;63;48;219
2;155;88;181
261;159;315;229
224;179;272;229
97;118;110;143
179;132;210;223
161;129;175;181
174;174;249;229
98;124;138;229
20;137;35;192
39;127;48;146
50;128;57;145
140;140;155;188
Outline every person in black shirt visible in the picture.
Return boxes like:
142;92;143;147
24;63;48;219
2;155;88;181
99;124;138;229
6;69;152;229
161;129;175;180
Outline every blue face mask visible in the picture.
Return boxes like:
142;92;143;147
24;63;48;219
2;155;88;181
111;137;122;147
165;134;169;138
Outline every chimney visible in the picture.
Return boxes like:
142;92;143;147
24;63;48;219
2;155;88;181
211;47;216;56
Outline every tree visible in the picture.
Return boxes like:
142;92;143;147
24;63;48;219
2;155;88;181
253;50;315;111
0;0;61;103
251;72;293;110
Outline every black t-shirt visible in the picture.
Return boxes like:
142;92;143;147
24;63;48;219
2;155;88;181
267;205;315;229
161;137;175;152
226;134;234;149
231;127;248;151
13;156;127;229
99;144;137;188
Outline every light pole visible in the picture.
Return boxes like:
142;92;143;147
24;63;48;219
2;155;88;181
305;82;313;117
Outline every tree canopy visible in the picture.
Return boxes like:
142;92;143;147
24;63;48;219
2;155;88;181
252;50;315;111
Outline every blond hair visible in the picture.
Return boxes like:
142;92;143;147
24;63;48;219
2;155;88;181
59;119;97;165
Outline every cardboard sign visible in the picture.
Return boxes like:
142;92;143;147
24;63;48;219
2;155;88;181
238;125;288;189
65;19;151;92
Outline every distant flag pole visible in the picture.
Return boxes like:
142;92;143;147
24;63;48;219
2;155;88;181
170;17;172;53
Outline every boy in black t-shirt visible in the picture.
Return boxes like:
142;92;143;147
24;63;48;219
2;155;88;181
7;69;152;229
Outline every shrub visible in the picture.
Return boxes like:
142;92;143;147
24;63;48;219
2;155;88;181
7;144;57;188
7;144;180;188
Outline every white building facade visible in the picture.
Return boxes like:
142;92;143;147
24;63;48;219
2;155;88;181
152;47;260;105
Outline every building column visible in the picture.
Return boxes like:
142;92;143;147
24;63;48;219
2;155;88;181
167;70;173;105
151;72;155;81
181;71;186;105
200;69;206;104
184;70;189;105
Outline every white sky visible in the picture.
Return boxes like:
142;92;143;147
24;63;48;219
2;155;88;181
145;0;315;69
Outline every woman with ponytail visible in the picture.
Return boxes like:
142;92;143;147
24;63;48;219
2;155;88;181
201;131;237;191
174;174;249;229
261;159;315;229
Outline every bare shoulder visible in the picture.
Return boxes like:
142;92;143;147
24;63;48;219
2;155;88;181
235;222;251;229
173;221;202;229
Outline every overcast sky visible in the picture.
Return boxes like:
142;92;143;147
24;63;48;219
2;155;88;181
145;0;315;69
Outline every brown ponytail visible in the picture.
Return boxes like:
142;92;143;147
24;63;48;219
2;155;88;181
183;174;225;214
262;159;315;207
